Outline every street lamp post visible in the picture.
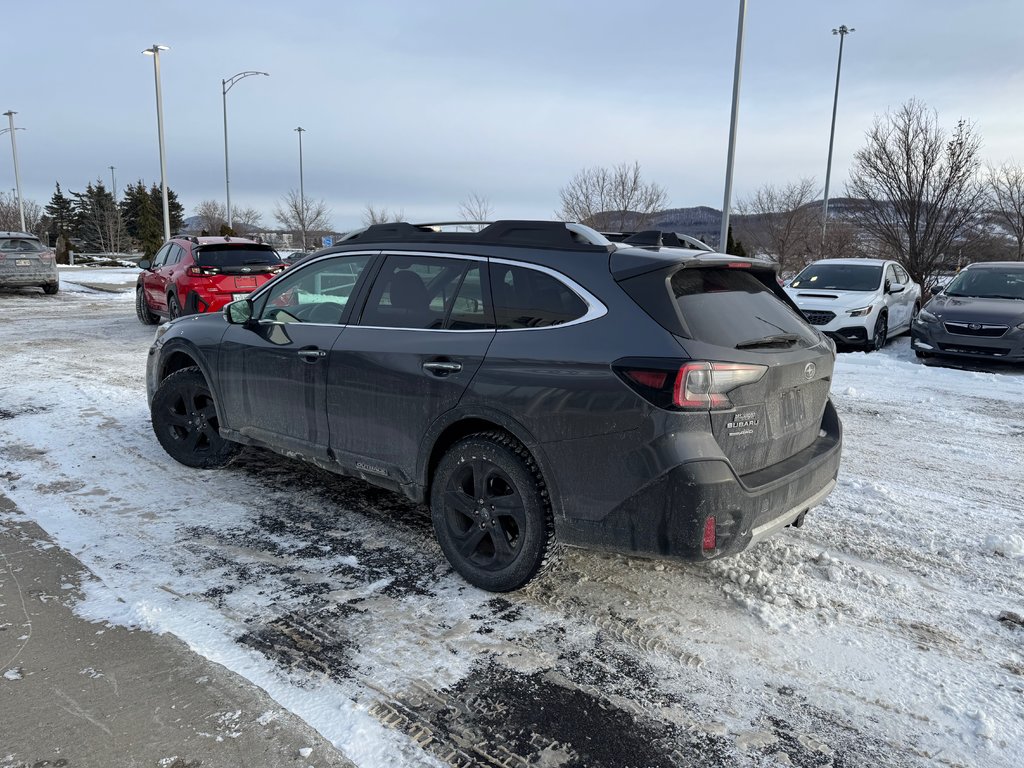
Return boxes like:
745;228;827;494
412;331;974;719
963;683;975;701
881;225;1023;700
294;126;306;250
222;71;269;230
719;0;748;253
109;165;117;199
2;111;26;232
142;44;171;242
821;25;855;250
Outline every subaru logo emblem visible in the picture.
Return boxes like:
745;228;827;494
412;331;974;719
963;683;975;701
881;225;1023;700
804;362;816;380
241;267;251;273
968;323;981;331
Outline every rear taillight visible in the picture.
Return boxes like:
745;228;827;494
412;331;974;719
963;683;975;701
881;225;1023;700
674;362;766;409
187;265;220;277
39;250;55;263
614;359;766;411
702;516;717;552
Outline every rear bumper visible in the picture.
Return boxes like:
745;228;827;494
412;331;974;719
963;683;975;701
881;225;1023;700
556;401;843;561
0;266;58;287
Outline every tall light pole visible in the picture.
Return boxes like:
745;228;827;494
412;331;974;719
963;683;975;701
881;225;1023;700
109;165;117;199
719;0;747;253
222;71;269;230
821;25;855;250
294;126;306;250
142;44;171;242
2;111;26;232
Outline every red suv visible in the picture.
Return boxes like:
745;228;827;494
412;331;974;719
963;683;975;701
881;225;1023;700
136;236;284;324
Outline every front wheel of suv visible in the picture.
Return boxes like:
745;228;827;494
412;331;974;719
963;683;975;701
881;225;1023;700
151;367;241;469
430;433;556;592
136;287;159;325
869;312;888;351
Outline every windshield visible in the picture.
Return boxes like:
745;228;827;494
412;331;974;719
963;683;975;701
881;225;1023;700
944;268;1024;300
196;245;281;267
791;263;882;292
0;237;45;253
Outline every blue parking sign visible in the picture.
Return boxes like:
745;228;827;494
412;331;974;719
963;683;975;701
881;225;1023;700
322;235;334;247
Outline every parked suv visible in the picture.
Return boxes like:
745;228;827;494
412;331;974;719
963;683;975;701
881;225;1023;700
135;235;284;324
146;221;842;591
786;259;921;350
0;232;59;294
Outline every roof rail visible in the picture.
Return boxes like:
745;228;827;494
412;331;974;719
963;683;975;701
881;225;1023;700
605;230;714;252
336;220;614;251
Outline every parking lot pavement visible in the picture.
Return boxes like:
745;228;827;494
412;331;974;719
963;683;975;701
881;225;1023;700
0;496;355;768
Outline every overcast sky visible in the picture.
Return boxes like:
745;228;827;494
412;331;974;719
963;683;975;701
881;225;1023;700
4;1;1023;232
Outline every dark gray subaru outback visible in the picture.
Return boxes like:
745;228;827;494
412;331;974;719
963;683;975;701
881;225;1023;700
147;221;842;591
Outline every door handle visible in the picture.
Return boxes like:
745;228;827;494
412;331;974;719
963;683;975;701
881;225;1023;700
422;361;462;376
297;348;327;361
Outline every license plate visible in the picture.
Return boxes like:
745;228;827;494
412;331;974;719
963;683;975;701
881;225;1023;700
15;259;30;267
231;292;250;301
779;388;807;429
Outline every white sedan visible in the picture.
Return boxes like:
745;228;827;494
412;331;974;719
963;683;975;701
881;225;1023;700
785;259;922;351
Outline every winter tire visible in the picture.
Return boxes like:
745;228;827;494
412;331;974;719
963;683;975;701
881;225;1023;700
430;432;556;592
869;312;887;351
150;366;241;469
168;292;183;320
43;282;59;295
136;287;159;325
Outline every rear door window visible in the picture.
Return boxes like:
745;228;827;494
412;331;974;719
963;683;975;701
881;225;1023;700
489;264;587;329
360;254;479;330
671;268;818;347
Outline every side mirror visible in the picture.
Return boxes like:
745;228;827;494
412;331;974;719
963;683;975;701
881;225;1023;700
888;283;906;294
138;259;152;270
930;284;944;295
224;298;253;325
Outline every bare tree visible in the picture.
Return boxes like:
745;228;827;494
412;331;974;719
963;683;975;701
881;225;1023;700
273;189;333;249
0;192;42;235
986;161;1024;260
736;178;819;273
557;161;668;231
361;204;405;226
231;205;263;235
194;199;227;234
846;99;986;287
458;192;493;222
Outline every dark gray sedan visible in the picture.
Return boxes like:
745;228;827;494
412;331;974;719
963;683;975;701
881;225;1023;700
912;262;1024;363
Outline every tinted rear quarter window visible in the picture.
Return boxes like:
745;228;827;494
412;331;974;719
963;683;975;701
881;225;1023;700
197;245;281;267
490;264;587;329
672;268;818;347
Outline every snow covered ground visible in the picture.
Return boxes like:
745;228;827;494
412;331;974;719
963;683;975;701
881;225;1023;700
1;272;1022;767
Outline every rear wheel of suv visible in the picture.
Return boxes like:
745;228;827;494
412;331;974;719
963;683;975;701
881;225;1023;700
430;433;556;592
136;287;159;325
151;367;241;469
43;282;59;295
168;292;183;319
869;312;887;351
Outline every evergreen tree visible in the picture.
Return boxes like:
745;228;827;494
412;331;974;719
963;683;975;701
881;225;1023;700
44;183;73;240
149;183;184;234
725;225;747;258
120;180;167;256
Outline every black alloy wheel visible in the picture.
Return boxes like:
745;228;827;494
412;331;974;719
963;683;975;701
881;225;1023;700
168;292;183;319
136;287;159;325
431;433;555;592
150;366;241;468
870;312;888;351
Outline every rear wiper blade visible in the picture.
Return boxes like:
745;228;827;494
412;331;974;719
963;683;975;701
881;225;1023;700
735;333;799;349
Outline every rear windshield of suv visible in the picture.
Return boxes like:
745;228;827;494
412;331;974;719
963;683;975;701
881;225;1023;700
671;268;818;347
195;245;281;267
790;263;882;291
0;238;45;252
